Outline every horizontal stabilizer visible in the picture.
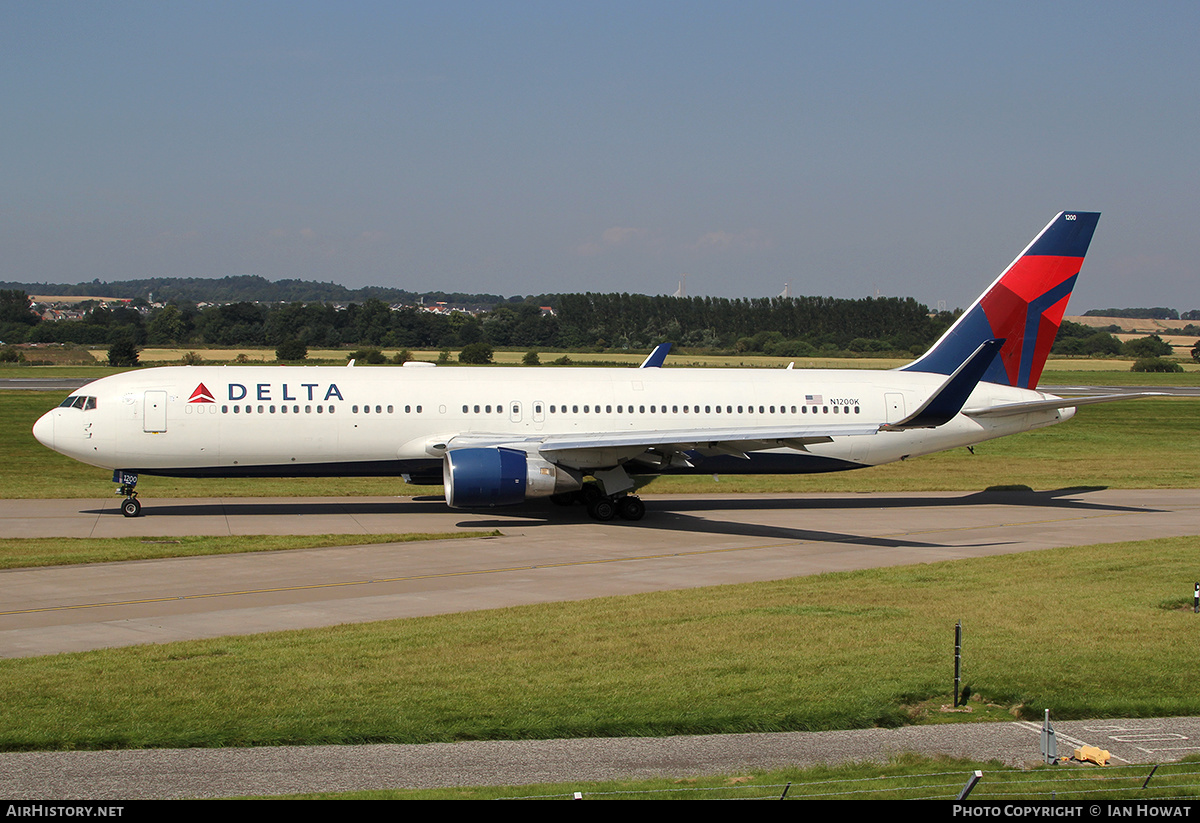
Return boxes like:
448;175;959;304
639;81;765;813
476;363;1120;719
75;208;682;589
964;392;1166;418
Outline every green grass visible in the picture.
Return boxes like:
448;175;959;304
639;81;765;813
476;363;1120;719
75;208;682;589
0;532;499;570
2;535;1198;751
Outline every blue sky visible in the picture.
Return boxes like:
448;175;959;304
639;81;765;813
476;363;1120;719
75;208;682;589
3;1;1197;312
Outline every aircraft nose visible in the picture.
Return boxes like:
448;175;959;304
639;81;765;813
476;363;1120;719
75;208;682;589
32;411;55;450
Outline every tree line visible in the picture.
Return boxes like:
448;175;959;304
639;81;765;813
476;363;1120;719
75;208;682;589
1;289;957;356
3;288;1193;365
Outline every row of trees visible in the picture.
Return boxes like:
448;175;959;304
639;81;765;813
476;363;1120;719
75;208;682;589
2;290;958;355
3;289;1196;364
1083;307;1200;321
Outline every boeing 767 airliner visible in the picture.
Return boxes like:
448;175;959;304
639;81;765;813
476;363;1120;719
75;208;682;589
33;211;1148;521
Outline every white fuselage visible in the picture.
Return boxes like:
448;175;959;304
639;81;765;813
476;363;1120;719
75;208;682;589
32;364;1070;480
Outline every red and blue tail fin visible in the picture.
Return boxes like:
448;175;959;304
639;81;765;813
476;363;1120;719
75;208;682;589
903;211;1100;389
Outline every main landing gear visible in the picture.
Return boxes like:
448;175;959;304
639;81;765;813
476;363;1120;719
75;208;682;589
113;470;141;517
551;483;646;522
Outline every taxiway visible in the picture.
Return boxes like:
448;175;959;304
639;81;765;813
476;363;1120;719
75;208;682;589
2;488;1197;658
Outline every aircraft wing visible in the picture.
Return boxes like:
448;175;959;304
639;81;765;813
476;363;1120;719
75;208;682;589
444;421;880;461
638;343;672;368
963;392;1166;418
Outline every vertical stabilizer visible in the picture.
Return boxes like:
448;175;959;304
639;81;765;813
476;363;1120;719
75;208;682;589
903;211;1100;389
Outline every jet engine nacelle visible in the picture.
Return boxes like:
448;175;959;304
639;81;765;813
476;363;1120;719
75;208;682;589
443;447;582;508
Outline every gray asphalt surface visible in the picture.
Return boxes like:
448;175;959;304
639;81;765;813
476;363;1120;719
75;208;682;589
3;717;1199;799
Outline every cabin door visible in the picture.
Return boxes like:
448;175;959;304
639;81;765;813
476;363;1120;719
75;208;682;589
143;391;168;432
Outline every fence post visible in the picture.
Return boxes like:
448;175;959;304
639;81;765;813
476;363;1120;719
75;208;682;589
1041;709;1057;764
957;770;983;800
954;620;962;707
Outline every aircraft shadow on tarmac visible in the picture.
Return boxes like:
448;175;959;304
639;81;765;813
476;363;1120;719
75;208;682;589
83;486;1158;551
454;487;1159;547
81;486;1154;520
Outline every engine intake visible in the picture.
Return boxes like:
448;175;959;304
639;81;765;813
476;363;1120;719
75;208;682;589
443;447;581;508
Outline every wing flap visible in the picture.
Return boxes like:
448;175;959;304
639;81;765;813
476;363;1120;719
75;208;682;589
536;423;878;456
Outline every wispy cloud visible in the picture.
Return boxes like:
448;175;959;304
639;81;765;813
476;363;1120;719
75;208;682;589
691;229;772;252
576;226;649;256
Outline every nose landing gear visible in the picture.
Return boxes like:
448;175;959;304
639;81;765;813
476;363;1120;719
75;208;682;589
113;470;141;517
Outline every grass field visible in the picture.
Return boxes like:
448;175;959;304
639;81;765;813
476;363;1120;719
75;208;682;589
0;532;498;570
1;535;1197;751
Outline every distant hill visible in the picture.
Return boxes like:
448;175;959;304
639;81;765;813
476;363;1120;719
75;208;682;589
1;275;511;309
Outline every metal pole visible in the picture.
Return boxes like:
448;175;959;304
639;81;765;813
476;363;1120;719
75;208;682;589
1041;709;1057;764
1142;765;1159;789
957;770;983;800
954;620;962;707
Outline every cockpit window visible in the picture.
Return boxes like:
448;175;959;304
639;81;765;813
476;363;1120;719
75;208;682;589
58;395;97;410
